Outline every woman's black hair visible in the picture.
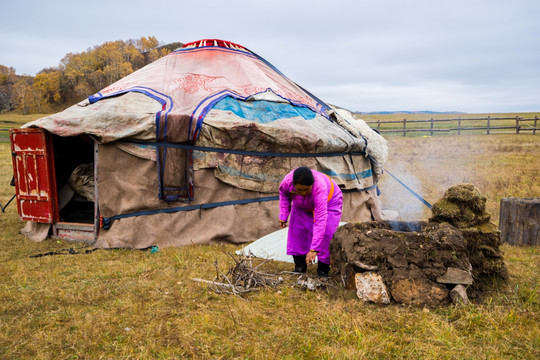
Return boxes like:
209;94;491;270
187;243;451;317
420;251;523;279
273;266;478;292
293;167;315;186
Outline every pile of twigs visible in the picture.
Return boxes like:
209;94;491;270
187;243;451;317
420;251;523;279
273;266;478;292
192;253;283;295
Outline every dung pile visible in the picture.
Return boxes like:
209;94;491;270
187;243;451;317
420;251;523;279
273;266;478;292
331;221;473;306
331;184;507;306
430;184;490;227
429;184;508;293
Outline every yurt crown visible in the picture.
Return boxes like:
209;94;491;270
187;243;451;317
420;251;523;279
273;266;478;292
181;39;250;53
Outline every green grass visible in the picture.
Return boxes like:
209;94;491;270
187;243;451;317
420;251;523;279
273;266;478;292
0;114;539;359
0;113;48;142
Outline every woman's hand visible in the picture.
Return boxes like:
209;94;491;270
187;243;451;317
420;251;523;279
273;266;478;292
306;250;318;265
279;220;288;229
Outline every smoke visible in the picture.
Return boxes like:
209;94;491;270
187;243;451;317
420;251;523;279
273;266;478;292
378;163;429;221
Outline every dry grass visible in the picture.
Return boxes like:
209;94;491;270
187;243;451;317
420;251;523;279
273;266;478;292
0;114;539;359
0;113;45;142
379;134;540;225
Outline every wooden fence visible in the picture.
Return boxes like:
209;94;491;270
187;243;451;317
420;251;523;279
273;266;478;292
365;116;538;136
2;116;539;140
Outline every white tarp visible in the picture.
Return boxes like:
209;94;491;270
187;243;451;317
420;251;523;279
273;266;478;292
236;222;348;263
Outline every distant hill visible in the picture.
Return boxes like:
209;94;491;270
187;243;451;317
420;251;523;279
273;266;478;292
356;111;466;115
157;42;184;52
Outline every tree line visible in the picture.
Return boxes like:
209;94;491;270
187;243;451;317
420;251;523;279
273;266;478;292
0;37;182;114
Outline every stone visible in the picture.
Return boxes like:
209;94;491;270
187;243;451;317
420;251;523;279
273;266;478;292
436;267;473;285
355;272;391;305
449;284;469;305
353;261;379;271
390;278;448;307
296;276;325;291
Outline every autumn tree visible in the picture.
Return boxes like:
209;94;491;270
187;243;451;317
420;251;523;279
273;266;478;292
0;65;17;112
0;65;16;84
0;88;10;111
12;77;41;114
136;36;160;53
33;69;62;111
58;36;171;103
4;36;175;113
123;43;145;69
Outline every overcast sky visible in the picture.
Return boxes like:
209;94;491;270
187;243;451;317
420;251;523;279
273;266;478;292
1;0;539;113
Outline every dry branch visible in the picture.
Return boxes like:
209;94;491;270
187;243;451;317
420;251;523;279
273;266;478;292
192;253;283;296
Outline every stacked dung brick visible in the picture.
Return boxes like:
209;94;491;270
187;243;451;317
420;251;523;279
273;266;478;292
429;184;508;296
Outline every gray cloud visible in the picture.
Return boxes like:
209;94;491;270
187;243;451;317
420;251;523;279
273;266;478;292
1;0;538;112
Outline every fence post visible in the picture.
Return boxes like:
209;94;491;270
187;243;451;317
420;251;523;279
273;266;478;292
458;117;461;135
499;198;540;246
403;118;406;137
534;116;537;135
487;115;490;135
377;119;381;133
516;116;520;134
430;118;434;136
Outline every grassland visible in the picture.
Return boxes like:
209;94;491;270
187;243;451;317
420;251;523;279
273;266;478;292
0;113;539;359
0;113;45;142
377;133;540;225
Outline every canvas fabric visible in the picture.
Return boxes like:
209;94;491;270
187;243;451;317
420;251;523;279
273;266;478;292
22;44;385;196
25;46;327;144
95;143;383;249
23;92;161;143
17;40;388;247
194;109;373;192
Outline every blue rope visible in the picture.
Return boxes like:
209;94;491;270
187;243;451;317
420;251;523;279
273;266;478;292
101;195;280;229
383;167;432;209
100;185;380;229
101;141;377;228
126;140;367;158
365;154;432;209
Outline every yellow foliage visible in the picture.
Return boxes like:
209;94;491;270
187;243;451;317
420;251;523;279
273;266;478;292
11;79;41;114
147;49;160;63
137;36;160;52
6;36;171;113
33;71;62;105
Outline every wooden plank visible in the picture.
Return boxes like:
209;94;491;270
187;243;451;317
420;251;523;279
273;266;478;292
499;198;540;246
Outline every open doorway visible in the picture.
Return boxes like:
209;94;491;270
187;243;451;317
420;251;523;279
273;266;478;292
51;134;95;224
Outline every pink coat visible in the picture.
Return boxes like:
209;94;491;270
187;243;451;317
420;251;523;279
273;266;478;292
278;169;343;263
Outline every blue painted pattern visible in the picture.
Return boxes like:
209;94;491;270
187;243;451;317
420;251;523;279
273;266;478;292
212;96;318;123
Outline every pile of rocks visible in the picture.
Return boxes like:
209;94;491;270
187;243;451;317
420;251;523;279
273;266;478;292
430;184;508;296
331;184;507;306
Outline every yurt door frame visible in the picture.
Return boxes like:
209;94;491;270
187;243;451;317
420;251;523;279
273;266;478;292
10;128;98;243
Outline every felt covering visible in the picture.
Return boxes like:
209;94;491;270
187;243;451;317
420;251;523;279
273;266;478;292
17;39;388;248
95;143;382;248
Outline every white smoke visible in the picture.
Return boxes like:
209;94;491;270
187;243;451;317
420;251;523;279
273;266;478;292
378;163;429;221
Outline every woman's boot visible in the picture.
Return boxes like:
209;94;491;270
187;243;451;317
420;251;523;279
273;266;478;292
293;255;307;273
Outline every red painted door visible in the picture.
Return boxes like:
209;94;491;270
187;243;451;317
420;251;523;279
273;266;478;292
10;128;58;223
